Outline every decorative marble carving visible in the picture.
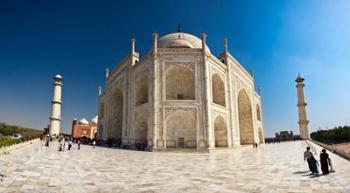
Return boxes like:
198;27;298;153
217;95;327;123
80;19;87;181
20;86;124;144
164;62;195;72
164;107;197;120
212;110;227;122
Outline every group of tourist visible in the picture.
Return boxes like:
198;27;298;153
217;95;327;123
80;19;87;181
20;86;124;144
304;146;335;175
41;133;99;151
39;133;52;147
57;135;75;151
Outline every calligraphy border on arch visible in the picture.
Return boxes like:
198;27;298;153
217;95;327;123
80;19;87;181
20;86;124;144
211;67;226;84
164;107;197;120
212;110;227;122
164;62;195;72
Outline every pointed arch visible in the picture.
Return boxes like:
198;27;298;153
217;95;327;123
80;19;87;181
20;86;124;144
99;102;104;118
166;64;195;100
237;89;254;144
166;110;196;148
212;74;226;106
214;115;228;147
134;112;148;144
109;88;123;139
135;73;149;106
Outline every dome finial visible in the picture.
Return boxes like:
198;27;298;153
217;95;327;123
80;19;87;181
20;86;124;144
177;23;182;32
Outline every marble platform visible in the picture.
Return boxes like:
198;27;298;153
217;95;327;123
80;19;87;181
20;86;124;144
0;141;349;193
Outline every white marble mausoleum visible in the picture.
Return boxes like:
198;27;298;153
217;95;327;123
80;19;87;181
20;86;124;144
97;30;265;151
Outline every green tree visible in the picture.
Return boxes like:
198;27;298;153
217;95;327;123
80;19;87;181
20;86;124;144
311;125;350;144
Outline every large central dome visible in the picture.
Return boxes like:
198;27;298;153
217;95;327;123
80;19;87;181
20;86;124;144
158;32;211;53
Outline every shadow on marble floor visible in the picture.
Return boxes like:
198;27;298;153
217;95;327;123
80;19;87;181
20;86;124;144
0;173;5;181
309;174;322;178
292;170;309;174
293;170;323;178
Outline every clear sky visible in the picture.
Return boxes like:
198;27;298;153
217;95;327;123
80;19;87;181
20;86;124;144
0;0;349;137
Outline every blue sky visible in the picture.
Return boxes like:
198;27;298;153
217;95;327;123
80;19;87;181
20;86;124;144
0;0;349;137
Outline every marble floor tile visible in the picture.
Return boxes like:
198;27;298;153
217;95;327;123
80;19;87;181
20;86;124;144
0;141;349;192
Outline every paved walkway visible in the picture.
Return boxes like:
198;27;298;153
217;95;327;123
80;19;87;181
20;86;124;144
0;141;349;193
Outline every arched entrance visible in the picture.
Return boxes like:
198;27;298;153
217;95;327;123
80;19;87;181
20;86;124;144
166;64;195;100
214;115;228;147
134;112;148;144
212;74;226;106
237;89;254;144
166;111;196;148
109;88;123;139
135;73;148;106
99;102;104;118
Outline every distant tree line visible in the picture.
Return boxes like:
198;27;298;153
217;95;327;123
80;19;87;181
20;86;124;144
0;137;21;147
0;123;42;147
311;125;350;145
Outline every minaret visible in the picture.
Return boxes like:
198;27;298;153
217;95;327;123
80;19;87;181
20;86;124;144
98;86;102;96
49;74;63;137
151;32;159;149
105;68;109;79
130;38;138;66
296;73;310;139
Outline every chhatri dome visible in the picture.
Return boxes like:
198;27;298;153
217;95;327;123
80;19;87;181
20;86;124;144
79;118;89;125
91;115;98;125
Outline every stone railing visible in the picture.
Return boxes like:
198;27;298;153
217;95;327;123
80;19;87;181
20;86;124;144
0;138;40;155
308;139;350;161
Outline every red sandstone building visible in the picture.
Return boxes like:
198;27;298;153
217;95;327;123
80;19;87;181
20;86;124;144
71;116;98;139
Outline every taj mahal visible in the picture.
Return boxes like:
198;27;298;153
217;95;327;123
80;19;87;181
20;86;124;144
96;29;265;150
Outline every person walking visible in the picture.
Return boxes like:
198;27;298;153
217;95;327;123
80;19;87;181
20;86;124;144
77;139;81;150
40;134;44;147
320;149;331;175
61;137;66;152
45;134;50;147
309;155;319;175
304;147;313;172
68;138;73;151
92;140;96;148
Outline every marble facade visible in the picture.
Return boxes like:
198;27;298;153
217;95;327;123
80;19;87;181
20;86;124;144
97;31;264;150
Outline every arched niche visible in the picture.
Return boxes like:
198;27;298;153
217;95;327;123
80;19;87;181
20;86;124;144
214;115;228;147
99;102;104;118
134;112;148;144
166;110;196;148
109;88;123;139
166;64;195;100
237;89;254;145
135;73;149;106
212;74;226;106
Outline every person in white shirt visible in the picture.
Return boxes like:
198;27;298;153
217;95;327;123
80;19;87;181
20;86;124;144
92;140;96;148
304;147;313;172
